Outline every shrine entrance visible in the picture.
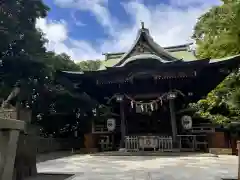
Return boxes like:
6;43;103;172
125;97;172;135
116;93;178;152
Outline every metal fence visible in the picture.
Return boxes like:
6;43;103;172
125;136;139;151
125;136;173;152
158;136;173;152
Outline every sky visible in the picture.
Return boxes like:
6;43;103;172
36;0;221;62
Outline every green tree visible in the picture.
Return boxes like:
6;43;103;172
0;0;49;102
191;0;240;129
1;1;98;178
193;0;240;59
77;60;102;71
43;52;81;72
0;0;97;133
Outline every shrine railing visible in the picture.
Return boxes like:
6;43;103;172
125;136;173;152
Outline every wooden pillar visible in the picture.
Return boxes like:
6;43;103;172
168;80;177;147
169;98;177;143
120;99;126;148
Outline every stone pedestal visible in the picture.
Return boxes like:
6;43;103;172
0;118;25;180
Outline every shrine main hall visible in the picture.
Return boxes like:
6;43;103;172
58;24;240;153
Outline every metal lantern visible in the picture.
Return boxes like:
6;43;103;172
181;115;192;130
167;92;177;100
116;94;124;102
188;92;193;96
107;118;116;131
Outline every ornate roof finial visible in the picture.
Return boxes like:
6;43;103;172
141;21;145;29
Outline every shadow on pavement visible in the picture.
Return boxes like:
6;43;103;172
24;173;74;180
36;151;79;163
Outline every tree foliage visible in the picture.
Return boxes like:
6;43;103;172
193;0;240;59
77;60;102;71
191;0;240;129
0;0;99;137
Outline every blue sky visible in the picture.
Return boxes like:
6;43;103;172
36;0;221;61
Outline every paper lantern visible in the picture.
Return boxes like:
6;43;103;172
107;118;116;131
181;115;192;130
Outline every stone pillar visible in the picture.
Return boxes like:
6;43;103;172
0;118;25;180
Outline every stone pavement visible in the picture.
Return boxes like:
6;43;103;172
37;154;238;180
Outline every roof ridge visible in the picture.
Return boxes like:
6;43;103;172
103;43;192;56
114;26;181;67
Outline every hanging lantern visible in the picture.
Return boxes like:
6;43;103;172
116;94;124;102
188;92;193;96
167;92;177;100
107;118;116;131
181;115;192;130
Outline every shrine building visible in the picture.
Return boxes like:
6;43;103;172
57;23;240;153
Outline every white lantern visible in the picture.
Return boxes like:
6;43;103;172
107;118;116;131
181;115;192;130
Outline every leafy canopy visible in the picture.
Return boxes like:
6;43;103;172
0;0;99;137
193;0;240;59
191;0;240;129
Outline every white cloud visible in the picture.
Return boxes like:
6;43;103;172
36;18;68;42
36;18;101;60
37;0;221;61
71;11;86;26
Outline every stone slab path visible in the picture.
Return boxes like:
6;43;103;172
37;155;238;180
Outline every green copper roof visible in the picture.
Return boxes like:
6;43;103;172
99;24;197;70
99;47;196;69
171;50;197;60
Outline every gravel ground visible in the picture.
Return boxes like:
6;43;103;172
36;154;238;180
